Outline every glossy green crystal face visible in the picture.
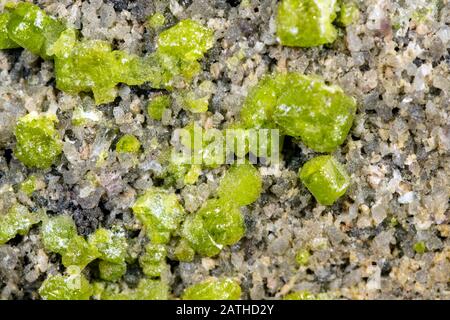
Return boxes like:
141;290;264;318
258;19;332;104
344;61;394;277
174;239;195;262
19;175;37;196
182;199;245;257
139;244;168;278
157;19;214;62
116;134;141;154
284;290;330;300
61;235;99;269
0;204;41;244
88;227;128;264
299;155;350;205
6;2;66;59
217;164;262;206
337;1;359;26
147;95;170;120
98;279;169;300
295;248;311;266
41;215;78;255
14;113;62;169
182;278;241;300
413;241;426;254
0;12;19;49
276;0;338;47
132;188;186;244
148;12;165;29
240;73;356;153
39;268;93;300
99;260;127;282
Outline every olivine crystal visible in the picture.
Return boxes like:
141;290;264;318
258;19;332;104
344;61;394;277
41;215;78;255
276;0;338;47
116;134;141;154
139;244;168;278
88;227;128;264
61;235;99;268
147;95;171;120
284;290;330;300
182;199;245;257
299;155;350;205
99;260;127;282
0;204;41;244
182;278;241;300
14;113;62;169
39;267;93;300
6;2;66;59
0;13;19;49
240;73;356;153
217;164;262;206
132;188;186;244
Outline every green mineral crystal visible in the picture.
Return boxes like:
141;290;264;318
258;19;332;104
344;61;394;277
6;2;66;58
99;260;127;282
88;227;128;264
19;175;37;196
14;113;62;169
241;73;356;153
0;204;41;244
174;239;195;262
132;188;186;244
295;248;311;266
217;164;262;206
0;12;19;49
148;13;165;29
61;235;99;269
116;134;141;154
182;199;245;257
39;267;93;300
157;19;214;62
182;278;241;300
178;81;215;113
299;155;350;205
147;95;170;120
139;244;168;278
284;290;330;300
41;215;78;255
134;279;169;300
337;1;359;26
276;0;338;47
413;241;426;254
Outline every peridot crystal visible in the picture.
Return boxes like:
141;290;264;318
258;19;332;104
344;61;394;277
14;113;62;169
0;204;41;244
139;243;168;278
182;278;241;300
6;2;66;59
182;199;245;257
41;215;78;255
276;0;338;47
99;260;127;282
217;164;262;206
88;227;128;264
299;155;350;205
116;134;141;154
147;95;170;121
0;12;19;49
132;188;186;244
39;267;93;300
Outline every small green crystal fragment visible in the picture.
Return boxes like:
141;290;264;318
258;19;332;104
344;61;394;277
99;260;127;282
413;241;426;254
337;1;359;26
284;290;330;300
272;74;356;152
19;175;37;196
39;268;93;300
139;244;168;278
0;13;19;49
61;235;99;269
276;0;338;47
157;19;214;62
217;164;262;206
88;227;128;264
295;249;311;266
147;95;170;120
116;134;141;154
132;188;186;244
0;204;41;244
148;13;165;29
41;215;78;255
14;113;62;169
182;199;245;257
7;2;66;58
182;278;241;300
134;279;169;300
299;155;350;205
179;81;215;114
174;239;195;262
184;165;202;185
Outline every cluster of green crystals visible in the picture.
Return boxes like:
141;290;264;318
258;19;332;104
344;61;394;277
182;278;241;300
0;3;214;105
240;73;354;205
276;0;359;47
14;113;62;169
